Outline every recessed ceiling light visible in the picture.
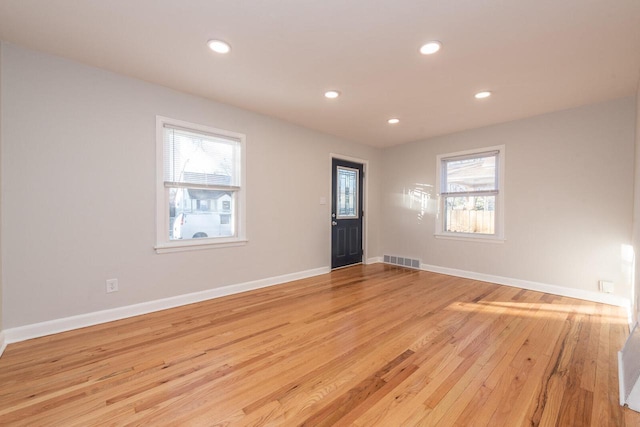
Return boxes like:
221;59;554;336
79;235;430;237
207;39;231;54
474;91;492;99
387;118;400;124
419;41;442;55
324;90;340;99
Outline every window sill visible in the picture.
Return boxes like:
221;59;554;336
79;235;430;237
434;233;505;244
155;238;248;254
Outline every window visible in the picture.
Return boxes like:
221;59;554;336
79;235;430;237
436;146;505;241
336;166;359;219
156;117;246;253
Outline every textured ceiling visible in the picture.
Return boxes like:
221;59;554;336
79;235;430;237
1;0;639;147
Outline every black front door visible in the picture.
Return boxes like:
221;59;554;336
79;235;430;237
331;158;363;269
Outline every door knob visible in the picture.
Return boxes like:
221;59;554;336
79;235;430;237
332;221;337;226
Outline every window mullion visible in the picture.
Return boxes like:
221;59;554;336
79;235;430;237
164;182;240;191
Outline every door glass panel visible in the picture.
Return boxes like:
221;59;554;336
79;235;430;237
337;166;359;219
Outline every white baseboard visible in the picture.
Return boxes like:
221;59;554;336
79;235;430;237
0;331;6;358
341;258;630;310
2;261;632;351
3;266;330;346
420;263;631;308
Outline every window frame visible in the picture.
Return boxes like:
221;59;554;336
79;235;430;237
155;116;247;254
435;145;505;242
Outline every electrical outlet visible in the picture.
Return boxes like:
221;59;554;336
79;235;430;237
599;280;614;294
106;278;119;293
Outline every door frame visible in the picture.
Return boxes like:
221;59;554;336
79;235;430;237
330;153;369;268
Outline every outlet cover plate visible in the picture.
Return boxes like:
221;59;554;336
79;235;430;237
600;280;614;294
106;278;119;293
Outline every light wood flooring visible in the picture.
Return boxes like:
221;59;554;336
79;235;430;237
0;264;638;426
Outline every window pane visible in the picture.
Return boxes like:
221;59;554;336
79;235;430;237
444;195;495;234
444;154;496;193
170;187;235;240
164;126;239;187
337;166;358;218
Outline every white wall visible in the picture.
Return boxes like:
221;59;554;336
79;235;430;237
381;98;636;301
0;44;381;329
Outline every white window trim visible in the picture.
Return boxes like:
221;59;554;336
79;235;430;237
435;145;505;242
155;116;247;254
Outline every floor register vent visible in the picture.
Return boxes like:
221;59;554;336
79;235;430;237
383;255;421;269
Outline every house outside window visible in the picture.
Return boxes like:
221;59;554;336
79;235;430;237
155;116;246;253
436;145;505;241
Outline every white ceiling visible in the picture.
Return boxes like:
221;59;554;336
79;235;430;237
1;0;639;148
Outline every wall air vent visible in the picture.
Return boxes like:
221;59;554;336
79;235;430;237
383;255;421;270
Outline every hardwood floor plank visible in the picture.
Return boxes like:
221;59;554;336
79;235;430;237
349;292;510;425
534;299;590;426
357;290;529;425
581;303;603;393
555;301;596;427
591;303;613;425
0;264;635;426
500;296;577;426
298;351;416;427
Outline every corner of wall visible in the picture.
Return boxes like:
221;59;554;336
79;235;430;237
0;332;6;358
0;40;5;353
635;76;640;325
